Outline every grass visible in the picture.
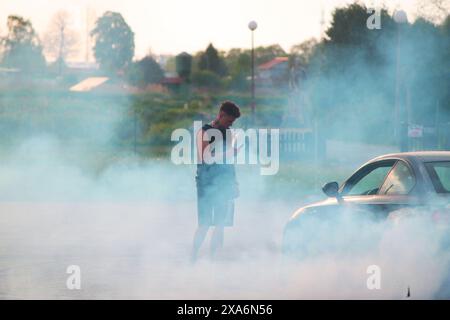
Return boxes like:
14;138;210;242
0;89;388;202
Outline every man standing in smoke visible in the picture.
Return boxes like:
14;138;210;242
191;101;241;262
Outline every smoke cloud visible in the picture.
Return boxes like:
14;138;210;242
0;4;449;300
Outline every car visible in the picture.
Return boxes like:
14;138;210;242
282;151;450;259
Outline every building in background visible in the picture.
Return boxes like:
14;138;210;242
257;57;289;87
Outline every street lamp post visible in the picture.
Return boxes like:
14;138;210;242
134;107;137;155
248;21;257;121
393;10;408;151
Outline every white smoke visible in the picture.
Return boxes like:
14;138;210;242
0;136;449;299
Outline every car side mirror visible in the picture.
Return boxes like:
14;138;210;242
322;181;339;198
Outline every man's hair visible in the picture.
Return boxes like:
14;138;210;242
219;101;241;118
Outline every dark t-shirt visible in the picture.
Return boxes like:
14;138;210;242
196;123;237;198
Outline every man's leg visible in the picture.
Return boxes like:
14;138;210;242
192;182;212;263
210;226;224;259
210;199;234;259
191;226;209;262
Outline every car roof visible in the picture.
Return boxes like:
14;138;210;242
371;151;450;163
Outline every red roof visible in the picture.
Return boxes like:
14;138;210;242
258;57;288;70
162;77;183;85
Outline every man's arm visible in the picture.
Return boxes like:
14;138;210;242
196;129;210;163
197;129;243;163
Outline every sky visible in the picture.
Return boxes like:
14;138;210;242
0;0;422;61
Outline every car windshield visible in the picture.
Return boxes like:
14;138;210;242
425;162;450;194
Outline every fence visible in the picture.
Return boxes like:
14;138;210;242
244;127;316;162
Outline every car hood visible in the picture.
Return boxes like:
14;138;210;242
288;195;426;222
289;197;338;221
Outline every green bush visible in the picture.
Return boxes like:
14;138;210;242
191;70;222;89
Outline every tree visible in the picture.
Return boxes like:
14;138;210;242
176;52;192;81
90;11;134;74
254;44;287;64
224;48;251;91
303;2;450;144
225;48;251;75
290;38;318;66
325;4;396;49
326;4;370;45
222;45;288;91
198;43;227;76
127;55;164;87
42;11;79;67
323;4;396;67
1;15;46;72
442;14;450;34
165;56;176;73
191;70;222;89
